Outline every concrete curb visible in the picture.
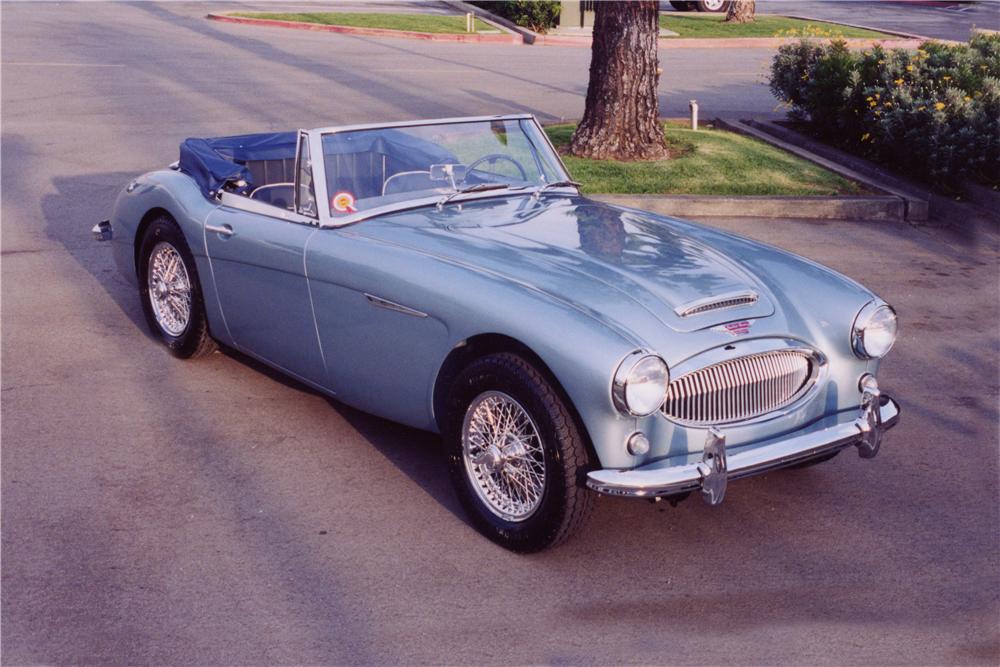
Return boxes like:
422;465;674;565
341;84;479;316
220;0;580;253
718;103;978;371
206;13;522;44
736;119;1000;226
591;194;904;221
778;14;932;41
714;118;928;221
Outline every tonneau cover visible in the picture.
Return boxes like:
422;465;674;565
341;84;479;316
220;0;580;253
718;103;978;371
179;131;297;198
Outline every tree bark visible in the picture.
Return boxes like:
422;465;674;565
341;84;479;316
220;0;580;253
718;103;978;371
725;0;756;24
569;1;668;161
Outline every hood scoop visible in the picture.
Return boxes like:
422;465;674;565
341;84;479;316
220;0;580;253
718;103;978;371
674;290;759;318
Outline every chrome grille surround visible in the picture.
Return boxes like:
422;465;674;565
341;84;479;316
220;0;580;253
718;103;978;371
662;348;822;426
674;290;759;318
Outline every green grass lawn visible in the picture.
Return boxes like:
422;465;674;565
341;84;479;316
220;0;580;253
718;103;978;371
545;122;865;196
660;14;895;39
228;12;495;34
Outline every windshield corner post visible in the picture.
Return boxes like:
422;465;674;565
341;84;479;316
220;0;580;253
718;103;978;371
306;129;334;228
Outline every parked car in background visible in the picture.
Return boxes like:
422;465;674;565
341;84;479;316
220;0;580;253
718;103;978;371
668;1;731;12
94;114;900;552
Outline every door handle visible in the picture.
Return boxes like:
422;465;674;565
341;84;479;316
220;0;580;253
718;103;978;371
206;224;234;237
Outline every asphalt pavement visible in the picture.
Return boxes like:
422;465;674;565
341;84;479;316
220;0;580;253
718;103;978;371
2;2;999;664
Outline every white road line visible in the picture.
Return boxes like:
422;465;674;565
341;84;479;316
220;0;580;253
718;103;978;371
371;68;470;73
1;62;126;67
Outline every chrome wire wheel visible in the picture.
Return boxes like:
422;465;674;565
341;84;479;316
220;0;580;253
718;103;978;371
146;241;192;337
462;391;547;522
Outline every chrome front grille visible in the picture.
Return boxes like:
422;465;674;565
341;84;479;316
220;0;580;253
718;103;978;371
662;350;816;425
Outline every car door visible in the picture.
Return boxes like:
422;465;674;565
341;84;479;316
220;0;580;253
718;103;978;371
304;227;451;430
204;133;327;386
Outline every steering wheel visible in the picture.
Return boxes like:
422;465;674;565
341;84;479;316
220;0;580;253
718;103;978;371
465;154;528;183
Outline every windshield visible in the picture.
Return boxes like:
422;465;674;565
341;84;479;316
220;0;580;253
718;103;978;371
320;118;568;216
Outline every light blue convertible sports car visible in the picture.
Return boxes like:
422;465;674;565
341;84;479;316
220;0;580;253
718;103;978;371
95;115;899;552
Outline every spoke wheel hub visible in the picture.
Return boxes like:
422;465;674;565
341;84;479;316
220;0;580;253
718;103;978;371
462;391;547;522
147;241;192;337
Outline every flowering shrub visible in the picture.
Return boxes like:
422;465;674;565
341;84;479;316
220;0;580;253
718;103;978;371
769;33;1000;188
774;25;847;39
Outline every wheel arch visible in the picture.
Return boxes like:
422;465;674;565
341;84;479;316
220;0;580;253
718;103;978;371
133;207;177;279
432;333;600;470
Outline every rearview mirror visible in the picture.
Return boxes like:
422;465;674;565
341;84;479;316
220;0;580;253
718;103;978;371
430;163;468;183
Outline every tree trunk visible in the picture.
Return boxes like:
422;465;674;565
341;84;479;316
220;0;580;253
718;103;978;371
569;1;668;161
725;0;756;24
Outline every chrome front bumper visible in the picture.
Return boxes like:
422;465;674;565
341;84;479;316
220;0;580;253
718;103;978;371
587;387;899;505
93;220;112;242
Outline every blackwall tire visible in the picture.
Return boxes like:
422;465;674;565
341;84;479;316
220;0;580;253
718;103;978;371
137;216;217;359
444;352;594;552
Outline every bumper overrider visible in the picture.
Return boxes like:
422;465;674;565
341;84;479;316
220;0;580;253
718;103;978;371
587;383;899;505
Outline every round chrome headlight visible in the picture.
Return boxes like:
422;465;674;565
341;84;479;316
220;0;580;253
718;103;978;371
852;302;898;359
613;352;670;416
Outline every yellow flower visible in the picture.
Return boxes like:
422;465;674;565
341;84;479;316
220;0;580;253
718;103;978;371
964;95;972;102
875;93;880;99
906;65;914;71
866;96;874;101
942;75;951;81
884;101;893;107
861;133;871;142
934;101;945;110
894;78;904;85
917;105;926;111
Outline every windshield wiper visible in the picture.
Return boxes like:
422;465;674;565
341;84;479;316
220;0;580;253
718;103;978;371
533;180;582;199
436;182;516;210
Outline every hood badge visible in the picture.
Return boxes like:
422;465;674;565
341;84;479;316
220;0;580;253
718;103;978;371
714;320;752;336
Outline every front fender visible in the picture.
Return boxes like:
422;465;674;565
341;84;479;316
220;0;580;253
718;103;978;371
110;170;228;344
110;169;219;283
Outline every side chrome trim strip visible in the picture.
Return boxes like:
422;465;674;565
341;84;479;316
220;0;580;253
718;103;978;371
364;293;428;318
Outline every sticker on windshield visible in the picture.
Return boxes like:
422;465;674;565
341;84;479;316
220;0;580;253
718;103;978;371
332;191;357;213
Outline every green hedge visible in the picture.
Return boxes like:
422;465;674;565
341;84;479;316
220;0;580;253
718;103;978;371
468;1;560;33
769;33;1000;188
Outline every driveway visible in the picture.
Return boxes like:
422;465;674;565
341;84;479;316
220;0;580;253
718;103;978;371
2;2;998;664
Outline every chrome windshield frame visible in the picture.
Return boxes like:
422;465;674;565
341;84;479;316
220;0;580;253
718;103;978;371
305;114;575;229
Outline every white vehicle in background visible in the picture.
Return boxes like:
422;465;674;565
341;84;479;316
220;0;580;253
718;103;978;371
669;1;731;12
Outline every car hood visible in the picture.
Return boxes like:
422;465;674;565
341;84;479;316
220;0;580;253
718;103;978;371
353;196;791;338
